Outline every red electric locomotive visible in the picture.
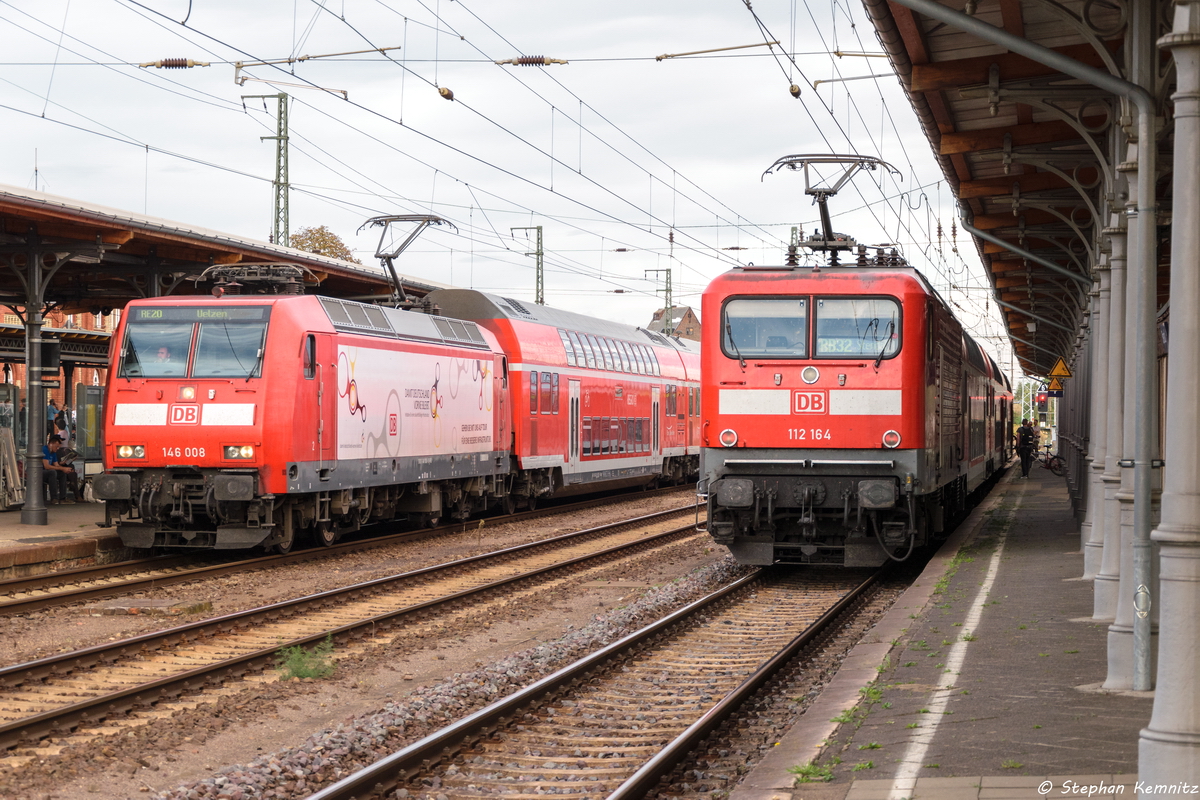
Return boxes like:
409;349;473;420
427;289;701;497
93;278;701;552
700;258;1011;566
94;289;511;551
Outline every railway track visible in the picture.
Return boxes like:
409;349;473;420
0;486;693;615
0;505;702;761
309;567;881;800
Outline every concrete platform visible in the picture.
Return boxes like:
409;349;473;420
734;464;1151;800
0;500;131;580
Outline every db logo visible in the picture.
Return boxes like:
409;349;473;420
169;404;199;424
388;413;398;436
793;391;827;414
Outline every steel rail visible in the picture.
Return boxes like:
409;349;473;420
0;507;699;751
0;485;693;615
610;569;882;797
308;569;882;800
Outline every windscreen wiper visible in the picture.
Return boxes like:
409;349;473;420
725;322;746;371
874;319;896;370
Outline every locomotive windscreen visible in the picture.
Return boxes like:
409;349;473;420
722;297;808;358
119;305;271;379
813;297;900;358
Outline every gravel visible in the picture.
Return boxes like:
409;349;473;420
153;557;748;800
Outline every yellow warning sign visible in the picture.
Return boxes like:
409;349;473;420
1047;377;1064;392
1049;357;1072;378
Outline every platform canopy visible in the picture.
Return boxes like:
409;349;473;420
861;0;1168;377
0;184;445;312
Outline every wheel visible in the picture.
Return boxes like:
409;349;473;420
272;524;296;555
314;520;337;547
1048;456;1065;477
525;494;537;511
502;493;517;516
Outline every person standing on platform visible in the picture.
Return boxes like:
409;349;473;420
46;398;59;437
1017;418;1038;478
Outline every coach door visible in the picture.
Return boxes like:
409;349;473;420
652;386;661;455
567;380;581;479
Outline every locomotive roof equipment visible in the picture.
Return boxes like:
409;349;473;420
762;154;900;266
359;214;457;310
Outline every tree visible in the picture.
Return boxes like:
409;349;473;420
290;225;361;264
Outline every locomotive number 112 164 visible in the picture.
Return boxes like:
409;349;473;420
787;428;832;441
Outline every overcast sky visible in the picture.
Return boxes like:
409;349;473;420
0;0;1017;373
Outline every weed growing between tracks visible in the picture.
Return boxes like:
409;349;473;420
276;636;336;680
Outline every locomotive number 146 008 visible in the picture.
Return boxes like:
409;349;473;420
786;428;832;441
163;447;206;458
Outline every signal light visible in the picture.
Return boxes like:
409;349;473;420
719;429;738;448
1036;392;1048;412
882;430;902;449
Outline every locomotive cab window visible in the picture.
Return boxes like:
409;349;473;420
118;305;271;379
721;298;808;359
814;297;900;359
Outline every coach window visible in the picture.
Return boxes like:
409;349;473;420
584;334;603;370
722;297;807;359
813;297;900;359
614;419;624;453
567;331;588;368
573;332;595;369
649;348;661;376
601;417;611;454
582;418;592;456
619;341;633;374
600;338;616;371
541;371;553;414
303;335;316;379
558;329;576;367
551;373;560;414
530;371;539;414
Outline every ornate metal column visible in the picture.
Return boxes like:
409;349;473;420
1094;214;1126;621
1082;250;1110;579
20;239;46;526
1141;0;1200;782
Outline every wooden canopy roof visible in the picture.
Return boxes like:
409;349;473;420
862;0;1166;375
0;185;446;315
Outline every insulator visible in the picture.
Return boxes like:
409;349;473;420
856;244;868;267
785;245;798;267
789;84;802;98
518;56;546;66
139;58;209;68
875;247;886;266
438;86;455;101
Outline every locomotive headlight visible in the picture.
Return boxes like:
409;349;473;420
801;366;820;384
719;428;738;448
116;445;145;459
179;386;196;401
225;445;255;459
882;430;902;449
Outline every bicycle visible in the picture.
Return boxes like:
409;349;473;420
1038;444;1065;477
